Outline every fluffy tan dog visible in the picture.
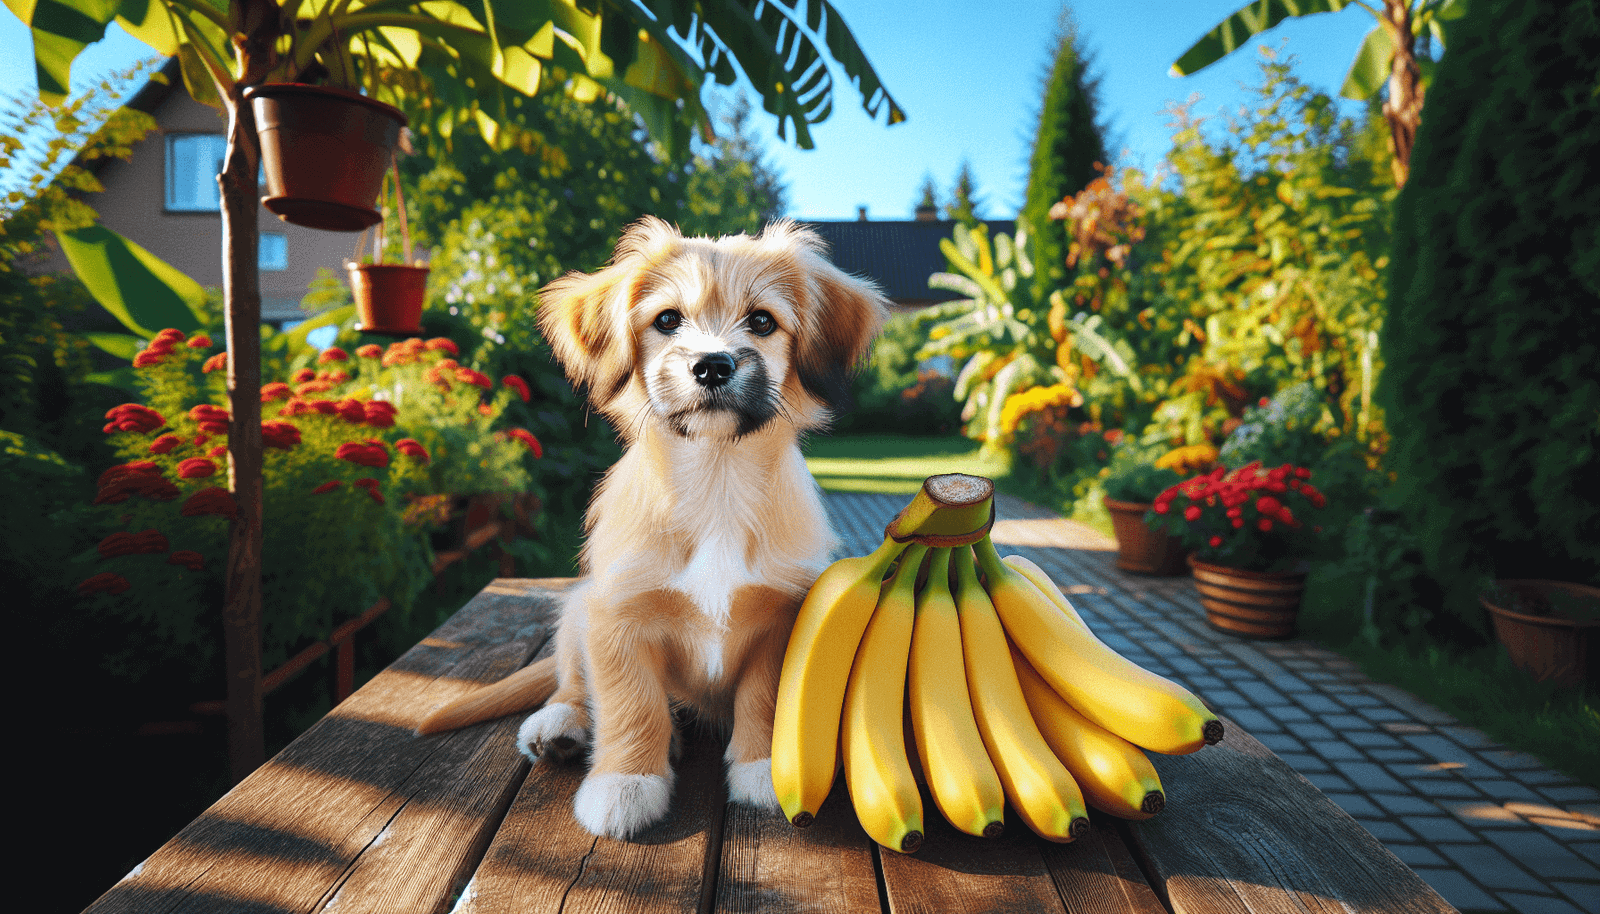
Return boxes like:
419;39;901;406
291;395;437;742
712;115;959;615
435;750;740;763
416;217;888;838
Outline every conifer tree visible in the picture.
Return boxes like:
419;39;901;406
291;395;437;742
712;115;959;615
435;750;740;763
913;173;939;217
1020;6;1108;300
945;159;983;226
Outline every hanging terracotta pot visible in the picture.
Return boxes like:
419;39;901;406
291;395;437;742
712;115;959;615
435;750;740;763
245;83;406;232
1480;580;1598;688
349;263;428;335
1104;497;1188;576
1189;555;1308;640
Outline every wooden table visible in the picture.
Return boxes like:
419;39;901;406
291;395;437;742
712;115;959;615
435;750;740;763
85;579;1460;914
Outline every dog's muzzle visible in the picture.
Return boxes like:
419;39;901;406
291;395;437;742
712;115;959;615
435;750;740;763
693;352;736;389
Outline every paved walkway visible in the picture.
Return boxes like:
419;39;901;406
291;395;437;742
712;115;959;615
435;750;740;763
822;490;1600;914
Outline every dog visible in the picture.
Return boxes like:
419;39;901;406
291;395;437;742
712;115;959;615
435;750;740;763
416;217;889;839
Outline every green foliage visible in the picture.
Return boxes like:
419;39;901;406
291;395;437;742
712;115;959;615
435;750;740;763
1101;437;1183;503
1377;0;1600;639
945;160;983;226
834;310;962;437
1020;10;1109;301
679;93;789;238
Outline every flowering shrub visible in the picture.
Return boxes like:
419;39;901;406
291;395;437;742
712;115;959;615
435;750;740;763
1147;462;1328;573
74;329;545;677
998;383;1085;474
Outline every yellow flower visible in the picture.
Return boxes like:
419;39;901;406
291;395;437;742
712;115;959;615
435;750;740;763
1155;443;1220;476
999;384;1084;437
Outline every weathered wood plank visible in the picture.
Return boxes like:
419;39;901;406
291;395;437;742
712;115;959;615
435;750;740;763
461;726;727;914
1125;717;1459;914
714;779;880;914
1039;817;1167;914
877;808;1071;914
82;579;560;913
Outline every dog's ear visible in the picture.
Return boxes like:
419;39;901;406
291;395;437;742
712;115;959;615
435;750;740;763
778;223;890;412
538;218;679;406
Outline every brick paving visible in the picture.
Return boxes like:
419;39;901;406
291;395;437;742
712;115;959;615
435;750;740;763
823;490;1600;914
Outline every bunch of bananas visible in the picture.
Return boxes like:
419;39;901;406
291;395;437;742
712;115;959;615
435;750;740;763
772;475;1223;853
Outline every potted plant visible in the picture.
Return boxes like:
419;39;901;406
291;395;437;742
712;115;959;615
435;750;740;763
1479;580;1599;688
347;163;428;336
1100;440;1192;575
1148;462;1329;639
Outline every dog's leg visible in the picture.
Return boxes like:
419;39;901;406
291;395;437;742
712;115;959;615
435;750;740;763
724;633;784;811
572;619;678;839
518;589;592;763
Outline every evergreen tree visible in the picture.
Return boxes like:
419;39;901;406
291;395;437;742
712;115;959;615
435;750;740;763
945;159;983;226
1020;6;1108;300
681;92;790;237
1378;0;1600;638
913;173;939;218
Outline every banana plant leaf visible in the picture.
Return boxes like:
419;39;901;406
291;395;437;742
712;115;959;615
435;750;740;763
1171;0;1355;78
55;223;205;337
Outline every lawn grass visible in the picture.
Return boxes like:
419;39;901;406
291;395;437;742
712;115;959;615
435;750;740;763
806;433;1598;789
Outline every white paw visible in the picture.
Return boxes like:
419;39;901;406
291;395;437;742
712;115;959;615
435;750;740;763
726;757;779;810
573;772;674;839
517;703;588;763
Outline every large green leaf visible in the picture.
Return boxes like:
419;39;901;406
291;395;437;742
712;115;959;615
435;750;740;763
55;224;205;337
83;330;143;359
5;0;123;104
1340;22;1395;99
1171;0;1355;77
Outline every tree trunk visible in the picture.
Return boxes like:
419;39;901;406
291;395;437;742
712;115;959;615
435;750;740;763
218;0;279;784
1383;0;1424;187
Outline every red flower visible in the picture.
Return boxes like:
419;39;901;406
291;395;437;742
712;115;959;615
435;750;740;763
278;398;314;417
313;480;343;494
178;457;217;479
292;367;317;383
502;375;531;402
103;404;166;435
395;438;430;463
203;352;229;373
456;367;493;389
318;347;349;363
97;529;169;559
181;487;238;519
261;420;302;450
1208;535;1223;548
507;427;543;458
189;404;230;435
367;489;386;505
319;370;350;384
1152;500;1170;514
353;477;380;490
261;382;292;402
425;337;460;356
78;572;131;596
94;462;179;504
168;550;204;571
1258;518;1274;532
149;435;181;455
311;400;339;416
356;344;382;359
1183;505;1202;522
209;445;228;458
364;400;397;428
478;402;494;416
335;441;389;468
153;329;186;345
1256;496;1281;515
132;347;167;368
295;380;335;396
187;333;213;349
336;398;367;423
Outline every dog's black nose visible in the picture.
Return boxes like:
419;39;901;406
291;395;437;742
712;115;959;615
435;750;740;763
692;352;736;388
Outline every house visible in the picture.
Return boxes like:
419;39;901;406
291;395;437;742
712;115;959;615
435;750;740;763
799;210;1015;311
47;58;355;325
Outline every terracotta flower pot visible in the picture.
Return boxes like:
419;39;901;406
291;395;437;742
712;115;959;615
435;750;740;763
245;83;407;232
1189;555;1308;640
1104;497;1188;576
1480;580;1599;688
349;263;428;335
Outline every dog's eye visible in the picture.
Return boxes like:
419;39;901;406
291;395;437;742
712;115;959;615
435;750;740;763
653;310;683;334
747;310;776;337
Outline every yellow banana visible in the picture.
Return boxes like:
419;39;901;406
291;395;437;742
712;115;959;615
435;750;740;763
772;533;910;827
975;539;1223;755
841;543;928;854
952;546;1089;843
908;547;1006;839
1013;646;1166;820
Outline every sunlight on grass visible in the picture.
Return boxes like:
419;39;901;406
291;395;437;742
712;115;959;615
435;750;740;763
804;434;1007;494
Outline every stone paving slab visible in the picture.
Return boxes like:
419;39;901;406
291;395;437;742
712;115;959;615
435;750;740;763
822;490;1600;914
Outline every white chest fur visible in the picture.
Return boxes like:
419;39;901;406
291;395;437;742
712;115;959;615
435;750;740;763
669;528;755;682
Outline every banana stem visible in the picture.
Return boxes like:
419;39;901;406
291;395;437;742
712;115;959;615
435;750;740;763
887;474;996;545
971;535;1008;582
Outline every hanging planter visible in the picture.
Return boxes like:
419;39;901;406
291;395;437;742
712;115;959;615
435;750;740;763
348;161;428;336
1189;555;1308;640
1480;580;1599;688
246;83;407;232
1104;497;1188;576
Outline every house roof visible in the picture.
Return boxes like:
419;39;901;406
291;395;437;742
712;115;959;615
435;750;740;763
797;218;1016;305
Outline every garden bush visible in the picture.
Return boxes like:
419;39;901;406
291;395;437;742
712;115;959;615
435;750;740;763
834;310;963;437
1378;0;1600;639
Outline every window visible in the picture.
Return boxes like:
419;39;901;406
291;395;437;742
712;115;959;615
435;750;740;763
259;233;288;271
165;134;226;212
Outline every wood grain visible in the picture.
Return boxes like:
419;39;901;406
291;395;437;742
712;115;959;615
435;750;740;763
82;580;559;913
714;779;880;914
1040;817;1167;914
1124;718;1459;914
877;806;1070;914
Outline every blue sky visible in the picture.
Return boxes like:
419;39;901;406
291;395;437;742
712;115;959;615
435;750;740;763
2;1;1380;220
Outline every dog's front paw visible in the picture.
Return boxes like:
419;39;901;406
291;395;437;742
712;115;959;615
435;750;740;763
517;703;589;763
573;772;674;839
726;757;779;810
